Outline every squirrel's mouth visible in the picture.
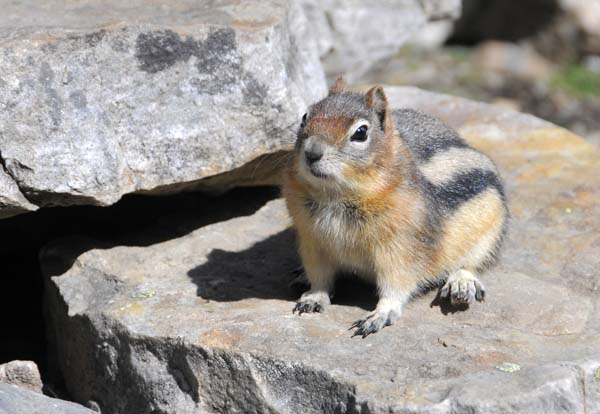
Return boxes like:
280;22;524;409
309;165;329;179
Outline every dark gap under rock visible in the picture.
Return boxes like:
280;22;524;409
0;186;280;386
448;0;561;45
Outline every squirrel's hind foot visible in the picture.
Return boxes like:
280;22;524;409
440;269;485;305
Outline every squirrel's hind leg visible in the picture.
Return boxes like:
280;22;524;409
440;268;485;305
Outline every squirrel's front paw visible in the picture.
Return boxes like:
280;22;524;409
350;308;401;338
293;290;330;314
440;269;485;305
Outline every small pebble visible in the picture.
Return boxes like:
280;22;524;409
131;290;156;299
495;362;521;373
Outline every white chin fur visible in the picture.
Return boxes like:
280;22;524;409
299;161;341;189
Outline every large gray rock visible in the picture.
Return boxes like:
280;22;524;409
43;88;600;413
300;0;461;80
0;383;94;414
0;0;326;214
0;360;43;394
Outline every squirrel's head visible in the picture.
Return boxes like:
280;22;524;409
293;77;396;193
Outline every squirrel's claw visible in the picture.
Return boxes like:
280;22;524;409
293;290;330;315
350;312;393;338
293;299;324;314
440;269;486;305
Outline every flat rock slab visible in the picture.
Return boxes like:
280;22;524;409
0;0;325;215
43;88;600;413
0;383;94;414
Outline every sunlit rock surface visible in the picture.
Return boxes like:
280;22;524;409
0;0;325;214
43;88;600;413
0;383;94;414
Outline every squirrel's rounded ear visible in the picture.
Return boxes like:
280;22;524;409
366;86;388;112
366;86;390;128
328;76;347;95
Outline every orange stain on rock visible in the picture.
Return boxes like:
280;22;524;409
510;129;594;153
462;127;597;154
198;328;241;350
473;351;515;368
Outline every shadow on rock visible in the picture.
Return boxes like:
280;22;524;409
429;289;470;315
40;187;280;279
187;232;378;311
330;277;378;312
187;229;300;302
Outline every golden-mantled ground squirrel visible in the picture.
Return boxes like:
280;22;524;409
282;79;508;337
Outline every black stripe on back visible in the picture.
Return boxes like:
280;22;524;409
411;139;468;162
426;168;505;212
393;108;470;162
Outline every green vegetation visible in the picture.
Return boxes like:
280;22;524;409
552;65;600;98
446;46;471;62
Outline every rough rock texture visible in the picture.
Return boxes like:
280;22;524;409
0;383;94;414
0;361;43;393
43;88;600;413
0;170;37;219
0;0;325;215
299;0;461;80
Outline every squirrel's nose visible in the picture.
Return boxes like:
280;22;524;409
304;141;324;165
305;149;322;165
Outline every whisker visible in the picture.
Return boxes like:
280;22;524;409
249;151;294;181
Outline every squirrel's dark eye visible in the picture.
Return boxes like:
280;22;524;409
350;125;368;142
300;113;307;128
